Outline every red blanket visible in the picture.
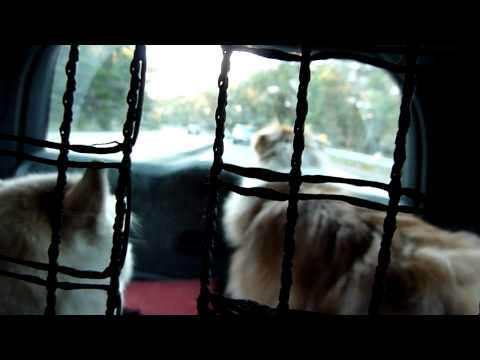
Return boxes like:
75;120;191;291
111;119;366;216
124;279;200;315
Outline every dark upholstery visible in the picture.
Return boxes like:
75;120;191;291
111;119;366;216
15;149;236;288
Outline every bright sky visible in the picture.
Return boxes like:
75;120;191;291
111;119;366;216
145;45;281;100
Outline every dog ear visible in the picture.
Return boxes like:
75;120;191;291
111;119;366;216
64;168;109;218
253;132;269;155
252;122;283;155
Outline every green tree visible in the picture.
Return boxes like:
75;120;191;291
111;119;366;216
78;46;156;131
50;45;157;132
227;62;299;129
307;63;365;150
357;65;400;156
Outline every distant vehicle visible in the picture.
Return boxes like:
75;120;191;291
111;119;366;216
187;124;201;135
232;124;255;144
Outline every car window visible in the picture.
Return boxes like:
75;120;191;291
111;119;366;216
48;45;402;191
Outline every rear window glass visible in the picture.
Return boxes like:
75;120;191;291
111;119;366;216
48;45;401;185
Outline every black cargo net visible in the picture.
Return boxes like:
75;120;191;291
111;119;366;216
0;44;453;316
197;44;427;316
0;45;146;316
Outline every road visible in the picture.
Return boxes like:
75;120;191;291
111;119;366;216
46;128;392;198
48;129;258;164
